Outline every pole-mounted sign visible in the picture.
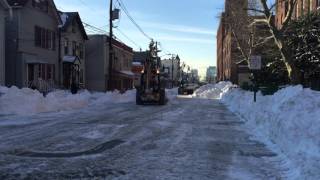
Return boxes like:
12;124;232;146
249;55;262;70
249;55;261;102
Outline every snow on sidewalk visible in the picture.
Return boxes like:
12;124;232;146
0;86;136;115
0;86;178;116
195;82;320;179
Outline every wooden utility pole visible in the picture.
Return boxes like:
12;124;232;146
108;0;113;90
171;55;174;88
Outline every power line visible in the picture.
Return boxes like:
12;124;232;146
115;27;142;49
83;22;108;34
116;0;152;40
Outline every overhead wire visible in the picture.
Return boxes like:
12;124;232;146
116;0;153;41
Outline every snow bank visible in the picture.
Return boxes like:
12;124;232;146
0;86;136;115
194;82;320;179
221;85;320;179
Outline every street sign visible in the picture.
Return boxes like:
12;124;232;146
249;56;262;70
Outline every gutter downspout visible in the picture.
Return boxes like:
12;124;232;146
58;29;61;88
4;0;12;18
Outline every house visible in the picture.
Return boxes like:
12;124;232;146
85;35;134;92
132;51;148;87
5;0;61;92
161;55;180;87
58;11;88;89
0;0;10;86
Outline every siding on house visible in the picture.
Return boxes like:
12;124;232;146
59;12;88;89
0;4;6;85
5;0;61;89
85;34;134;92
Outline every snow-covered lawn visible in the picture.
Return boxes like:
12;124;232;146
195;82;320;179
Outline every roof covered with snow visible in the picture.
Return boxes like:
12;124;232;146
63;56;81;64
58;11;88;40
7;0;62;25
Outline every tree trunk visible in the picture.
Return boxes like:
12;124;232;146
271;31;301;84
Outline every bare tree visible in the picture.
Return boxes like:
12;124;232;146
227;0;300;83
252;0;299;83
226;0;275;65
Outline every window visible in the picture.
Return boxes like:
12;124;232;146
79;69;84;84
72;20;76;33
79;43;84;59
47;65;52;80
32;0;49;13
284;1;289;17
34;26;56;50
64;39;69;55
72;41;77;56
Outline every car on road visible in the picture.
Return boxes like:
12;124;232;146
178;83;199;95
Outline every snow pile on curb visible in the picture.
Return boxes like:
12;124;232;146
0;86;136;115
221;85;320;179
193;81;235;99
193;82;320;179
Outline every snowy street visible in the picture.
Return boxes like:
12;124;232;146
0;94;287;179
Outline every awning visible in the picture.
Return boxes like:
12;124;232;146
115;70;135;78
25;59;50;64
63;56;81;64
132;62;142;66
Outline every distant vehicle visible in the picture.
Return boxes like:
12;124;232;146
178;83;199;95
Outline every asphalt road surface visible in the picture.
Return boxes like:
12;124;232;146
0;96;288;179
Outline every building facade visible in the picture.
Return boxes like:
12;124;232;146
85;35;134;92
217;0;277;85
276;0;320;28
5;0;61;92
206;66;216;83
161;55;180;87
59;11;88;89
132;51;147;87
161;56;181;88
189;69;199;83
217;0;249;85
0;0;9;86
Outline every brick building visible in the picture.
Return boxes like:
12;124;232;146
276;0;320;28
217;0;250;85
217;0;278;85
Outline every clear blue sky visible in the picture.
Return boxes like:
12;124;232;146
54;0;224;78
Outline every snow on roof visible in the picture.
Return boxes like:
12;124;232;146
25;59;50;64
63;56;81;64
60;13;68;27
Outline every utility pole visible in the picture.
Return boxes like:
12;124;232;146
171;55;174;88
108;0;114;91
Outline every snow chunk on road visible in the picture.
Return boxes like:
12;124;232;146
0;86;136;115
193;81;235;99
